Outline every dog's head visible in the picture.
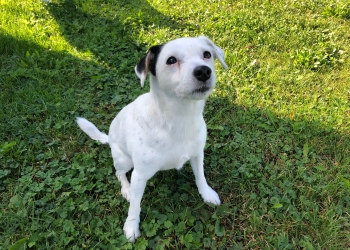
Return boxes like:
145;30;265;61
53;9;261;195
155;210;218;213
135;36;228;100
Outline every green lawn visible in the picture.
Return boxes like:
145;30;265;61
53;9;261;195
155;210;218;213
1;0;349;249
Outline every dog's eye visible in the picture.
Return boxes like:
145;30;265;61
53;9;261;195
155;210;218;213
203;51;211;59
166;57;177;65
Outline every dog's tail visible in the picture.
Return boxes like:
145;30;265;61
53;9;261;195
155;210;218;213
76;117;109;144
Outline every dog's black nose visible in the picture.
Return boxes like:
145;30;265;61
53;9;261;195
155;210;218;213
193;66;212;82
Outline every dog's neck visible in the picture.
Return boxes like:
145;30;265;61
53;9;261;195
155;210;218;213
149;77;206;122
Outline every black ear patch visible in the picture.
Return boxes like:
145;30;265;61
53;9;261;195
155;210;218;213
136;56;147;76
136;44;163;77
147;45;163;76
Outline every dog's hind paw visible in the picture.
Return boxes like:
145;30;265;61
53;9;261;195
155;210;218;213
201;186;221;205
123;221;141;243
121;186;131;202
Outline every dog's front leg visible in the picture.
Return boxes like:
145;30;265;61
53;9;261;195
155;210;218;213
123;170;147;242
190;153;221;205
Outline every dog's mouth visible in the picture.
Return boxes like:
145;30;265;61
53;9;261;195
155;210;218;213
192;86;211;94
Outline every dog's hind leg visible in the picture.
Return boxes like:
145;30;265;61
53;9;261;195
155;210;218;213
110;143;133;201
117;173;131;201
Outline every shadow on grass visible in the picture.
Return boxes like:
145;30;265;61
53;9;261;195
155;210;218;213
1;36;349;246
134;94;350;248
45;0;183;67
0;31;93;135
145;94;350;205
1;0;184;163
1;1;350;248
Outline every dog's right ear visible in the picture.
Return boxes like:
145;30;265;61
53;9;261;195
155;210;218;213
135;45;163;87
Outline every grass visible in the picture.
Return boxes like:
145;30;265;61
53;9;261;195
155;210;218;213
1;0;349;249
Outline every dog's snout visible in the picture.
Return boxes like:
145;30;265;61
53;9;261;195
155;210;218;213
193;66;212;82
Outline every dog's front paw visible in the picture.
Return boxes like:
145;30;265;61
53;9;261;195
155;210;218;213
123;220;141;243
200;186;221;205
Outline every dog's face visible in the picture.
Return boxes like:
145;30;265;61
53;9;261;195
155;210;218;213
135;36;228;100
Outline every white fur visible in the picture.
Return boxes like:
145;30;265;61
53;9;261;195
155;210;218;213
76;117;109;144
77;36;227;242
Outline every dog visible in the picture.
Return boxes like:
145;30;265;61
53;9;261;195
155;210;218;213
76;36;228;242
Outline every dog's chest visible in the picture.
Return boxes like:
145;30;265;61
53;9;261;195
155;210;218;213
130;118;206;171
156;142;195;171
153;122;205;170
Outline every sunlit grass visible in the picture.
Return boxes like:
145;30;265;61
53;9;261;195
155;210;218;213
1;0;349;249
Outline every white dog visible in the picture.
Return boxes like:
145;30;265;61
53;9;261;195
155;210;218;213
76;36;228;242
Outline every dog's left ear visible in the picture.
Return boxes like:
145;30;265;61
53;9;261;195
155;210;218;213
198;36;228;69
135;45;163;87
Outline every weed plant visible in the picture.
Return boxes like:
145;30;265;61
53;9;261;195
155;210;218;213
1;0;349;249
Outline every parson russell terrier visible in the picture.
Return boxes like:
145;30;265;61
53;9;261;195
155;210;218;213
76;36;228;242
